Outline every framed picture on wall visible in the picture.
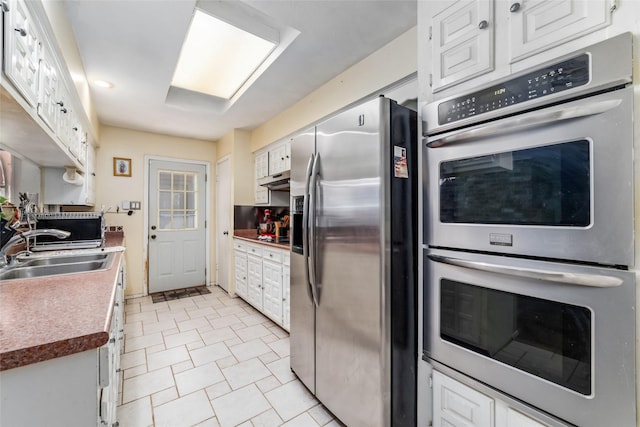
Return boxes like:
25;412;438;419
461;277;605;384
113;157;132;177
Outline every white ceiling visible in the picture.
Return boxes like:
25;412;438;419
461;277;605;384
63;0;417;142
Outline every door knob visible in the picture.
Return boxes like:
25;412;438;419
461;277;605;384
151;235;157;240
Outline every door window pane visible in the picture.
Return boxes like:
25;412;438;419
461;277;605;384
440;279;592;395
159;191;171;209
157;170;198;230
440;141;590;226
159;172;172;190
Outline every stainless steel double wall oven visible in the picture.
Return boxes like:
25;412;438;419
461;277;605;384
423;33;636;427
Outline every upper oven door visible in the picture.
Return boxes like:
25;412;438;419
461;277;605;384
425;86;634;267
424;248;636;427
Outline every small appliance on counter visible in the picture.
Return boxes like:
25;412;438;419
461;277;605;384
257;209;289;243
30;212;105;250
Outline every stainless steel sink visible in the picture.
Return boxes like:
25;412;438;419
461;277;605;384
19;253;111;266
0;252;115;281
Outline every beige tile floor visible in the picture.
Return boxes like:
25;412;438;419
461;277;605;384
117;286;344;427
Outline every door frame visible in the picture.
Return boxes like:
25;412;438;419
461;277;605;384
215;154;231;291
144;155;212;295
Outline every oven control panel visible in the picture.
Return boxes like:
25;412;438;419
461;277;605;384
438;54;589;125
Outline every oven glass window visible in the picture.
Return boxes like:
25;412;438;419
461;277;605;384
440;140;590;226
440;279;591;395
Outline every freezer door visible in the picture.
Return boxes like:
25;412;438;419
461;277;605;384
289;127;316;393
314;97;386;427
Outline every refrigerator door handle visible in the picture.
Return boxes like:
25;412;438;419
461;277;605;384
303;153;315;303
308;153;321;307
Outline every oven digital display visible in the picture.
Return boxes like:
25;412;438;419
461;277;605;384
437;54;590;125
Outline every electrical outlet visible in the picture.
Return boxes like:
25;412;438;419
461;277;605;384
131;201;141;210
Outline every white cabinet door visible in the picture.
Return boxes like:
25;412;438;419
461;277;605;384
268;144;287;175
430;0;494;92
508;0;610;62
433;371;494;427
3;0;41;106
84;143;96;206
284;140;291;171
282;252;290;330
505;408;547;427
37;45;59;132
55;83;73;150
247;254;263;310
262;259;283;324
234;249;248;297
255;152;270;205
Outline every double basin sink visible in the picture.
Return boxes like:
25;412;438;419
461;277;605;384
0;252;115;281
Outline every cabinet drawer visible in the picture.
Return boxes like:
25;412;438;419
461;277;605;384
234;239;248;252
263;247;283;263
247;243;263;257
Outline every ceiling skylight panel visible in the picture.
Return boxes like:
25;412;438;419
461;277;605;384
171;10;276;100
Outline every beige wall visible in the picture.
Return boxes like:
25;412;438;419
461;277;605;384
96;126;217;297
250;26;417;152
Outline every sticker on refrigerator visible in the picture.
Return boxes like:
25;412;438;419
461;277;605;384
394;146;408;178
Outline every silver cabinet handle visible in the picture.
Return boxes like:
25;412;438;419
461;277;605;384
478;20;488;30
1;2;10;12
510;2;521;12
428;254;623;287
427;98;622;148
14;27;26;37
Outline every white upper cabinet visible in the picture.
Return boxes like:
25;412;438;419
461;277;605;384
254;151;269;205
268;139;291;175
508;0;611;62
2;0;95;175
4;0;41;106
422;0;616;99
430;0;494;93
36;44;59;131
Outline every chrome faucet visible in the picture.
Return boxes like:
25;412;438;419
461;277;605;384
0;229;71;267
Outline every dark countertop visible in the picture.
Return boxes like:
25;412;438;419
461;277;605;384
233;229;290;250
0;232;125;371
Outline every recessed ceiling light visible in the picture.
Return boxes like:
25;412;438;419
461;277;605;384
94;80;114;88
171;9;276;100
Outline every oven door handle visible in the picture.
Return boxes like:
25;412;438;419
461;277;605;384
428;254;623;287
426;98;622;148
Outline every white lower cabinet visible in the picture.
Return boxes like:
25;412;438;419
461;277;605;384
233;238;290;331
433;371;548;427
247;252;264;310
262;259;283;324
0;258;125;427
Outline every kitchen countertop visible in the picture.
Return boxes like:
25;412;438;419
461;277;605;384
233;229;290;250
0;232;125;371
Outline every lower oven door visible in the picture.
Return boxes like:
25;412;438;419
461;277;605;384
424;248;636;427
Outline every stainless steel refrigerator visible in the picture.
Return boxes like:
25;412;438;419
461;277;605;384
289;96;417;427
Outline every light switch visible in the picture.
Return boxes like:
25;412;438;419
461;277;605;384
131;201;141;210
121;200;130;210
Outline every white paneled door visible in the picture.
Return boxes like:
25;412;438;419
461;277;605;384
149;160;207;293
215;156;231;292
